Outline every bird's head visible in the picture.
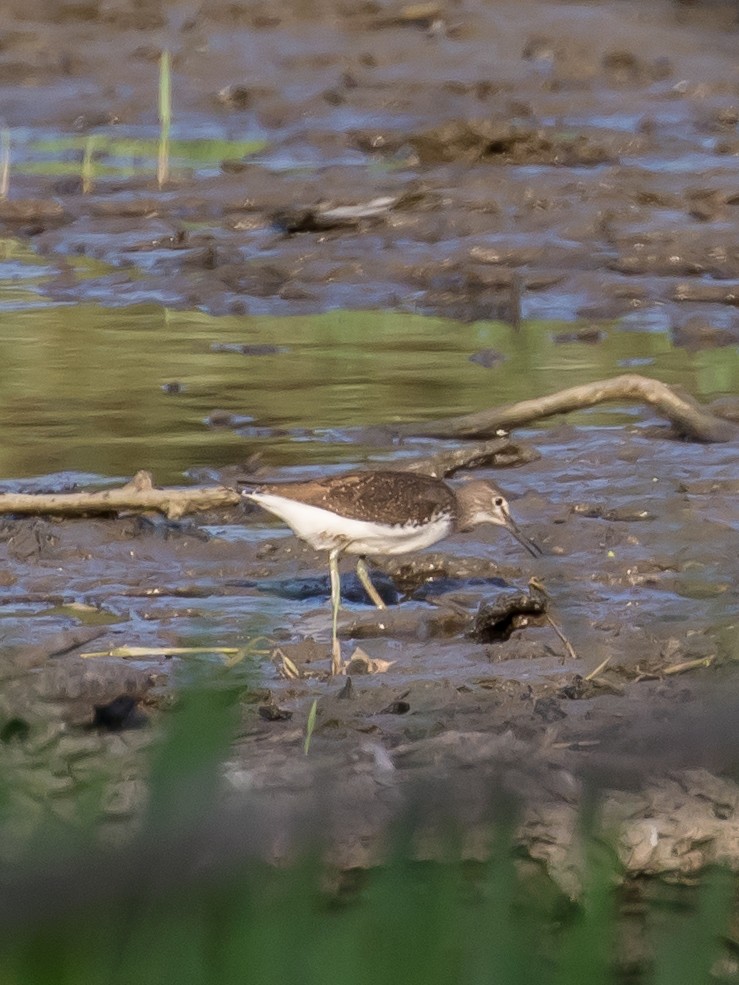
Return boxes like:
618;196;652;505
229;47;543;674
456;480;542;557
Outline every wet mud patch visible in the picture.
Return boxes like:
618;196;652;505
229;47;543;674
0;0;738;876
0;0;737;327
0;422;737;877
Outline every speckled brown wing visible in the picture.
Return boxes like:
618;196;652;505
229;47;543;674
253;471;457;527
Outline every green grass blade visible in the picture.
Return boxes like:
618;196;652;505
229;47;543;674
157;49;171;188
81;135;97;194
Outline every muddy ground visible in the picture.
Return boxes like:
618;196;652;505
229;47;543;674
0;0;738;885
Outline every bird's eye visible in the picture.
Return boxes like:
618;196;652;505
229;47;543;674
494;496;504;507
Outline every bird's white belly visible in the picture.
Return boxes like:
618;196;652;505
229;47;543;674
247;492;452;555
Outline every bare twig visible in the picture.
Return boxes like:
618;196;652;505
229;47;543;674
545;613;578;661
528;578;577;662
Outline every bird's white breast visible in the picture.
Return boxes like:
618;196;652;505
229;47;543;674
246;491;453;555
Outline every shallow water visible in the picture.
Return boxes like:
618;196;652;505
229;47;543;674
0;301;736;485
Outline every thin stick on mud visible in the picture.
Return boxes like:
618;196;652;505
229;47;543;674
545;614;577;662
529;578;577;661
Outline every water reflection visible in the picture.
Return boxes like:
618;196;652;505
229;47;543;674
0;302;735;483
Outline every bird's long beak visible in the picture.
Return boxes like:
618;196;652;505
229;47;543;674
502;515;543;557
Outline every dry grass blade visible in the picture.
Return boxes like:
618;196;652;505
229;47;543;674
273;648;301;679
591;677;624;695
663;655;715;676
345;647;396;674
81;645;243;660
304;698;318;755
585;656;612;681
551;738;602;749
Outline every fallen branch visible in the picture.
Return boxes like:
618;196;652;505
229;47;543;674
0;470;239;520
0;377;732;521
0;442;538;520
392;374;737;443
395;437;539;477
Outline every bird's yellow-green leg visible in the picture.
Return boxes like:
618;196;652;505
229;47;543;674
328;547;343;675
355;557;387;610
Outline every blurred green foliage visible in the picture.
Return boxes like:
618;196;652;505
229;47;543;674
0;683;734;985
